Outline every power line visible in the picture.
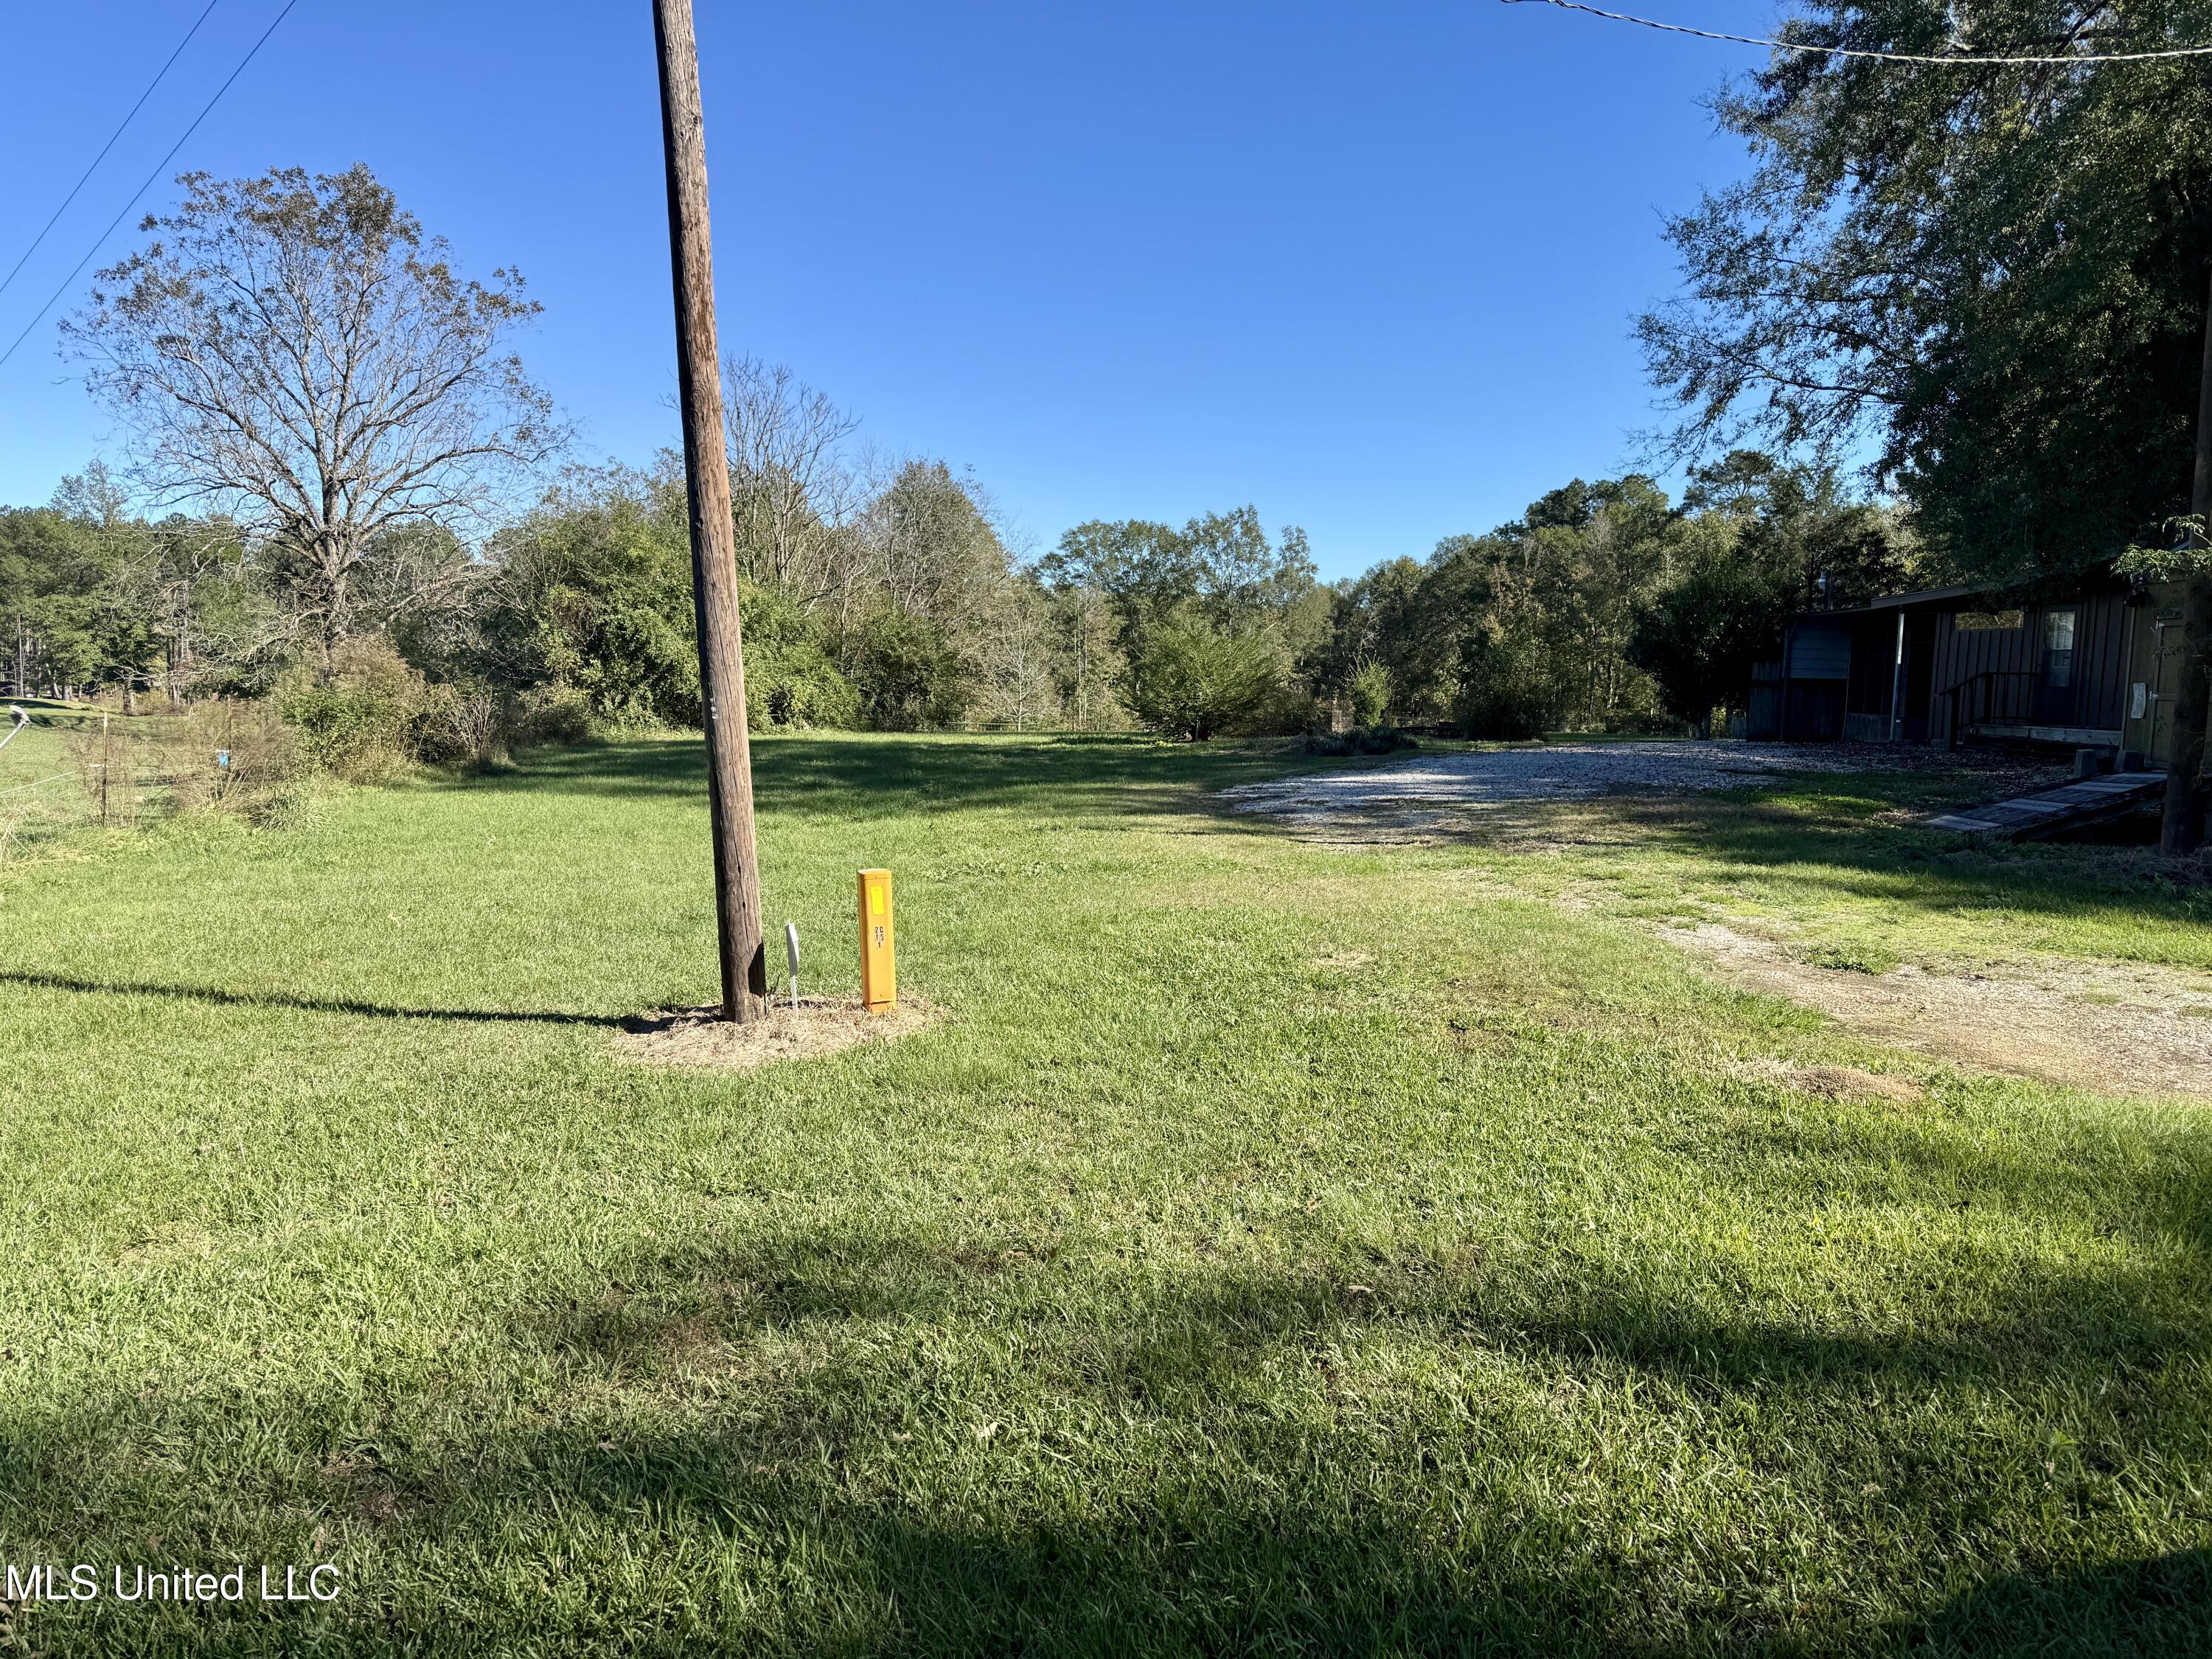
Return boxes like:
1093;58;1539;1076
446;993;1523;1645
1500;0;2212;63
0;0;226;306
0;0;303;376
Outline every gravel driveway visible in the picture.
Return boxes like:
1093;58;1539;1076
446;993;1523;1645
1223;741;1900;830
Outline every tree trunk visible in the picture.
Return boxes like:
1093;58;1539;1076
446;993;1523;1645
2163;262;2212;854
2166;578;2212;853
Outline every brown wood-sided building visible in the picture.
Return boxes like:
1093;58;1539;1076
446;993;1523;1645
1748;573;2191;765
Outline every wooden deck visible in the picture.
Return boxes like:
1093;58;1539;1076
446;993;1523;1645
1924;772;2168;841
1963;721;2124;748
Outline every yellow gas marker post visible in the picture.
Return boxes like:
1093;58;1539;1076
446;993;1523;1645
858;869;896;1012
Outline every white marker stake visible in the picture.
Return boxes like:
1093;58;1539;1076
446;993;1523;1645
785;922;801;1009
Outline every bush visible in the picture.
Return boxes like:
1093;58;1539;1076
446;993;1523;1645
507;684;596;748
416;683;509;769
1121;616;1283;742
746;640;860;731
274;640;430;782
1347;660;1392;728
1298;726;1420;757
276;640;552;776
1603;711;1690;738
155;699;310;825
575;602;700;728
1240;683;1331;739
847;609;970;731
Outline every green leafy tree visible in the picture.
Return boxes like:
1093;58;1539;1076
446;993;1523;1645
1346;660;1393;728
478;463;703;727
1629;453;1914;731
1043;506;1317;734
1630;521;1783;734
1121;612;1283;741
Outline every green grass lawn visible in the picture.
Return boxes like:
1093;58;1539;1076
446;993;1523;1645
0;732;2206;1656
0;702;119;860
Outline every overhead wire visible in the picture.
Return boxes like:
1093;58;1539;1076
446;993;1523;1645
0;0;303;375
0;0;225;305
1500;0;2212;63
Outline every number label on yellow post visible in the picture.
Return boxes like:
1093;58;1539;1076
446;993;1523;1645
858;868;896;1012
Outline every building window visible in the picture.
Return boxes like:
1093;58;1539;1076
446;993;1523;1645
2042;609;2076;688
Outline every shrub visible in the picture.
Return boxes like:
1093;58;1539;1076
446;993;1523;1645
746;639;860;730
1238;683;1331;739
507;684;596;748
1298;726;1420;757
1121;616;1283;742
155;699;309;825
1604;711;1690;738
1347;660;1392;728
274;639;431;782
847;609;970;731
575;602;700;728
416;683;509;769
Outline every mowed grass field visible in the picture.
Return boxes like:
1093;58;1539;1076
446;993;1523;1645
0;732;2208;1656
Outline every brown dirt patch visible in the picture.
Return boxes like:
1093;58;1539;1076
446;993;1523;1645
1732;1057;1927;1106
1671;923;2212;1100
614;995;939;1071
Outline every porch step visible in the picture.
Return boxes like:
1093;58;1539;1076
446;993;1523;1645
1925;772;2167;841
1962;723;2124;748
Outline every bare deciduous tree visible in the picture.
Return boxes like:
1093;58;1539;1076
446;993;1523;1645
858;457;1012;623
972;579;1061;731
66;166;563;670
722;355;861;601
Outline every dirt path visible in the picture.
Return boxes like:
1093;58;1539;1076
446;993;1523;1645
1666;923;2212;1100
1228;742;1864;819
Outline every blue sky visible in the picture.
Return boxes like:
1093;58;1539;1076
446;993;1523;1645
0;0;1768;579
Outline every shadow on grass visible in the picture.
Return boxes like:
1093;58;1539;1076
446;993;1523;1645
1901;1548;2212;1657
470;732;1425;835
1388;774;2212;937
10;1200;2210;1655
359;1229;2212;1648
514;737;2212;945
0;969;608;1027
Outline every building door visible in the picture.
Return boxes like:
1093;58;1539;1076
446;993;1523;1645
1901;614;1938;741
2147;608;2186;765
2035;608;2077;724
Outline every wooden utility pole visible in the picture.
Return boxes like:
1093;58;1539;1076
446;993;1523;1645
653;0;769;1019
2164;265;2212;855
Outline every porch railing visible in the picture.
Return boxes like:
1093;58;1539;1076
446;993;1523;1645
1943;670;2040;750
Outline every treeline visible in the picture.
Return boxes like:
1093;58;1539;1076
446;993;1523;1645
2;163;1925;761
2;431;1914;754
1321;453;1913;739
1036;451;1913;742
0;361;1095;758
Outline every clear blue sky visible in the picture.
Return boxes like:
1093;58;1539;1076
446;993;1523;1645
0;0;1767;579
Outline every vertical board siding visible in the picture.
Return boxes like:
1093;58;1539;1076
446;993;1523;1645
1927;585;2134;740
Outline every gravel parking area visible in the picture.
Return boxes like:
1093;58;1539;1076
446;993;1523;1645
1225;741;1898;828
